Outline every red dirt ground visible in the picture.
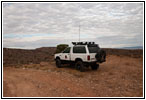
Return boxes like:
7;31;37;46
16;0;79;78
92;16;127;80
3;55;143;97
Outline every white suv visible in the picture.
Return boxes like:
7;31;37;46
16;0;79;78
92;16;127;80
54;42;106;72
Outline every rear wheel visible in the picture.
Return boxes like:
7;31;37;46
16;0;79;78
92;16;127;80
75;61;85;72
91;63;99;70
56;59;61;68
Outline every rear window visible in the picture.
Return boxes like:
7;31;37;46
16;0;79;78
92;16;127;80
73;46;86;53
88;47;100;53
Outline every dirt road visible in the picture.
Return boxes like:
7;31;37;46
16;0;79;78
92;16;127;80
3;55;143;97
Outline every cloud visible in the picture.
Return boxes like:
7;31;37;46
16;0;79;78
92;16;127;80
3;2;143;49
94;34;143;48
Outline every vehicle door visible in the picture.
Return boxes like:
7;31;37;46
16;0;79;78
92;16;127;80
60;47;71;61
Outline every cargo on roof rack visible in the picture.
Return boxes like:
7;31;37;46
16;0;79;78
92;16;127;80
72;42;95;45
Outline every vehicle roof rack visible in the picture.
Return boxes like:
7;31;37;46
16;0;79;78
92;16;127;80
72;42;95;45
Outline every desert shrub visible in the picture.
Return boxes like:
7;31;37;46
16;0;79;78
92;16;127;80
56;44;69;53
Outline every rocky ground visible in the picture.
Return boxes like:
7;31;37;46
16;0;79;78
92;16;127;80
3;55;143;97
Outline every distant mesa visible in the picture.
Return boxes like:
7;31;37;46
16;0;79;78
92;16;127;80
121;46;143;50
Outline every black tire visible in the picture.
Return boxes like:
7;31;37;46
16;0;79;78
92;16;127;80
95;49;106;62
75;61;85;72
91;63;99;70
100;50;106;62
56;59;61;68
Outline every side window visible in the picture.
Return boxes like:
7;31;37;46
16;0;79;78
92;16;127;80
63;47;70;53
73;46;86;53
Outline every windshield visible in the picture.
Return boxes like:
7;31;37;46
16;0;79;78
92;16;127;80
88;46;100;53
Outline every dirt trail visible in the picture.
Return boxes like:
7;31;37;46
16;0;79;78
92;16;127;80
3;55;143;97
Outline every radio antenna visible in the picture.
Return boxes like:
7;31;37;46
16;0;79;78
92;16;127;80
79;23;80;42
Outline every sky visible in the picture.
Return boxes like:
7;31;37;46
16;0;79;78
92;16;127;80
3;2;143;49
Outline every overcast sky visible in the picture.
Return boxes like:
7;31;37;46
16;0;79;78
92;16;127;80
3;2;143;49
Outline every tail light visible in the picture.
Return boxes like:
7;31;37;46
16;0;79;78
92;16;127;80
87;55;90;60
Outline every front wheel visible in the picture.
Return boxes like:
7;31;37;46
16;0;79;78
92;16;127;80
91;63;99;70
56;59;61;68
75;61;85;72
